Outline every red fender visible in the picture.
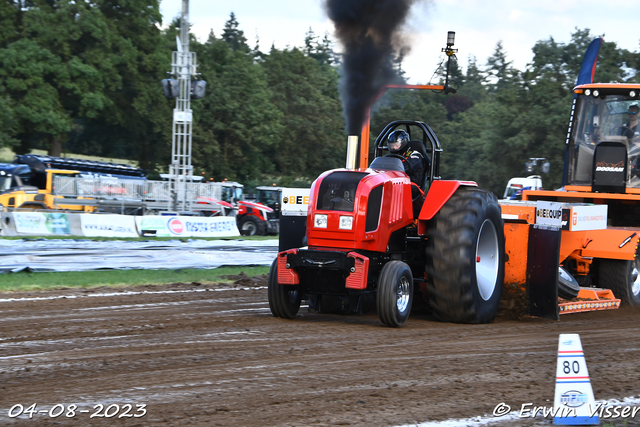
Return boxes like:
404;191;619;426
418;180;477;221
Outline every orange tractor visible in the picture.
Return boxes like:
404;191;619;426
268;36;633;326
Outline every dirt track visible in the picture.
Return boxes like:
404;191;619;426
1;276;640;427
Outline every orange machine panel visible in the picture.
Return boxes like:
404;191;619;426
503;222;529;287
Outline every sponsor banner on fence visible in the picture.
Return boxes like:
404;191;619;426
136;215;240;238
13;212;71;235
80;214;139;238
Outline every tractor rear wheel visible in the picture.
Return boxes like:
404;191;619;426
426;186;505;323
268;259;301;318
599;258;640;307
376;261;413;327
239;216;267;236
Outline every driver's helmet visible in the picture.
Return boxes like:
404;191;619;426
387;130;410;154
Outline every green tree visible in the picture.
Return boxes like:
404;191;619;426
0;0;169;169
261;46;346;178
191;32;282;182
221;12;249;53
485;41;521;93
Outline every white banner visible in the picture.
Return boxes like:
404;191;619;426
281;188;310;216
80;214;139;238
569;205;608;231
135;215;240;238
536;201;563;228
13;212;71;235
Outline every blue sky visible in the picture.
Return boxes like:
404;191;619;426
159;0;640;84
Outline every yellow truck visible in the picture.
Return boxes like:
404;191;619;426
0;154;146;212
0;168;96;212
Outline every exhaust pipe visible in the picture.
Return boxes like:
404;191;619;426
346;135;358;170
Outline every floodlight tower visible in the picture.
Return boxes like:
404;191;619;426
168;0;197;212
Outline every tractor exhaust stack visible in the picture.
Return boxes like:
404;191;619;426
346;135;359;170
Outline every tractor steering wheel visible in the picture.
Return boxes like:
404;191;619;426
384;153;412;175
614;126;634;139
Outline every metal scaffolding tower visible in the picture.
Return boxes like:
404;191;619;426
169;0;197;211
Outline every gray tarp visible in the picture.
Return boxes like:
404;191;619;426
0;239;278;273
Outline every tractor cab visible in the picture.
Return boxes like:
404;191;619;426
566;85;640;193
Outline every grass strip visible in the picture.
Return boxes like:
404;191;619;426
0;266;271;293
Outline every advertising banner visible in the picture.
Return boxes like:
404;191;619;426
136;216;171;237
569;205;608;232
80;214;139;238
281;188;310;216
536;201;563;228
13;212;71;235
136;215;240;238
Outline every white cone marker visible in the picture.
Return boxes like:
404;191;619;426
553;334;599;425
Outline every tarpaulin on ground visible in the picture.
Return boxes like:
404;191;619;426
0;239;277;273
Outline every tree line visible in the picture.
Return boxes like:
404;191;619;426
1;1;639;194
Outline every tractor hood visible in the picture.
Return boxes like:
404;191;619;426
306;167;413;252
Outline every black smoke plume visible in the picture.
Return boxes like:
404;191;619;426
325;0;418;135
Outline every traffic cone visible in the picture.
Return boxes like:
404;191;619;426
553;333;599;425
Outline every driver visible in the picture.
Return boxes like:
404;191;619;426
618;105;640;140
387;130;425;188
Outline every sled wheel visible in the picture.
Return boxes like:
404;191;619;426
599;258;640;307
558;266;581;300
376;261;413;327
426;186;505;323
239;216;266;236
268;259;301;318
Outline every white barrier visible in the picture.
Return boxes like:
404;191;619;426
12;212;71;235
4;212;240;238
80;214;138;238
136;215;240;238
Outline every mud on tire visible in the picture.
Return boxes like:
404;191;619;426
268;259;301;319
426;186;505;323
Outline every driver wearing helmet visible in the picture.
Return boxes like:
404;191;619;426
387;129;425;189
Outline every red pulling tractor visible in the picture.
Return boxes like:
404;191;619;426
268;118;505;327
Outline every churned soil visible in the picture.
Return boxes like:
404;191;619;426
1;276;640;427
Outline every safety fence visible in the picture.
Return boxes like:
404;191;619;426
52;176;226;212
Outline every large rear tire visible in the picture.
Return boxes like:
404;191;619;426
268;259;301;318
376;261;413;327
599;258;640;307
426;187;505;323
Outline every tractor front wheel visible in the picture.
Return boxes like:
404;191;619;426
426;187;505;323
376;261;414;327
599;258;640;307
268;259;301;318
